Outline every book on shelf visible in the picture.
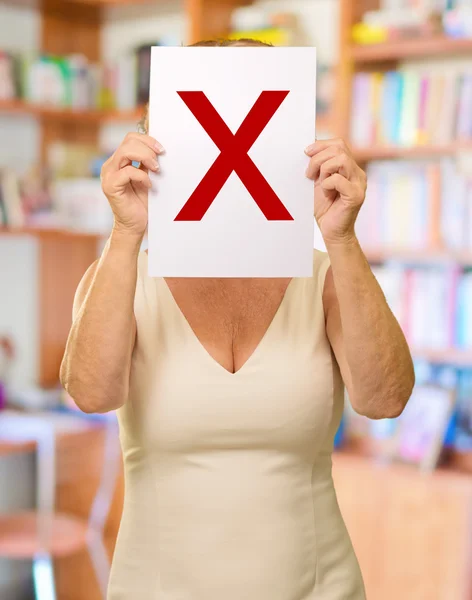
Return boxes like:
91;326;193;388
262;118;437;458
372;262;472;350
229;6;299;45
0;51;16;101
0;172;112;235
341;340;472;467
399;71;421;147
351;69;472;148
0;42;166;113
393;384;455;471
227;6;334;125
357;158;472;251
444;3;472;38
0;169;24;228
51;179;113;234
456;273;472;348
353;0;472;45
47;141;104;179
136;44;153;107
228;27;292;46
417;364;472;455
0;143;114;233
455;369;472;451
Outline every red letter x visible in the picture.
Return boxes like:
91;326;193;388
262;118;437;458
175;91;293;221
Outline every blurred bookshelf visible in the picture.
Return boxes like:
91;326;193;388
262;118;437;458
340;0;472;344
0;0;238;388
338;1;472;547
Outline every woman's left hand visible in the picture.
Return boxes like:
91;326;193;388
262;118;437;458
305;138;367;245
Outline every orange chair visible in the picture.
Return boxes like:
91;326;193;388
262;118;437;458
0;411;120;599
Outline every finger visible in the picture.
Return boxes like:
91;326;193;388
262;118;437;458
321;173;356;198
305;146;346;180
113;142;160;172
305;138;351;158
319;154;355;183
108;165;152;191
125;132;165;154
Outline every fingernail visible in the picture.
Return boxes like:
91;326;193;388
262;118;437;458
154;142;165;153
151;160;159;171
305;144;315;155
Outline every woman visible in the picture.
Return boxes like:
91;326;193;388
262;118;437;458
61;38;414;600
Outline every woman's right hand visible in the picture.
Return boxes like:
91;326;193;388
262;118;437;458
101;132;164;237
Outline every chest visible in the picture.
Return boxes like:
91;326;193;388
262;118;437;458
164;277;292;374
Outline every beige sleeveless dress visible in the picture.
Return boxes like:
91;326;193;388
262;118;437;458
108;249;366;600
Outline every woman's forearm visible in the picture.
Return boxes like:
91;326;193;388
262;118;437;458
326;235;415;419
60;229;142;413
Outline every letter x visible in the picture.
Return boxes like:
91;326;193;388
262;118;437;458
175;90;293;221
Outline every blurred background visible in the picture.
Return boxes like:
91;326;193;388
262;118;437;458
0;0;472;598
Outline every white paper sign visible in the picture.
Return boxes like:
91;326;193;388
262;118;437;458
148;46;316;277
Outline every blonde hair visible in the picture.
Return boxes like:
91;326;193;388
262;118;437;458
139;38;272;133
188;38;273;47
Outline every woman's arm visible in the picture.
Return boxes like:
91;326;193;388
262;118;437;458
323;239;414;419
60;132;163;414
305;138;414;419
60;230;142;413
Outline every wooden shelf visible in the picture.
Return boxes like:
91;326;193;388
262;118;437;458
353;142;472;161
0;100;144;124
365;248;472;266
351;36;472;63
411;348;472;366
0;227;104;239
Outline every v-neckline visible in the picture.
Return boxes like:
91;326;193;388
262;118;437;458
158;274;296;377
